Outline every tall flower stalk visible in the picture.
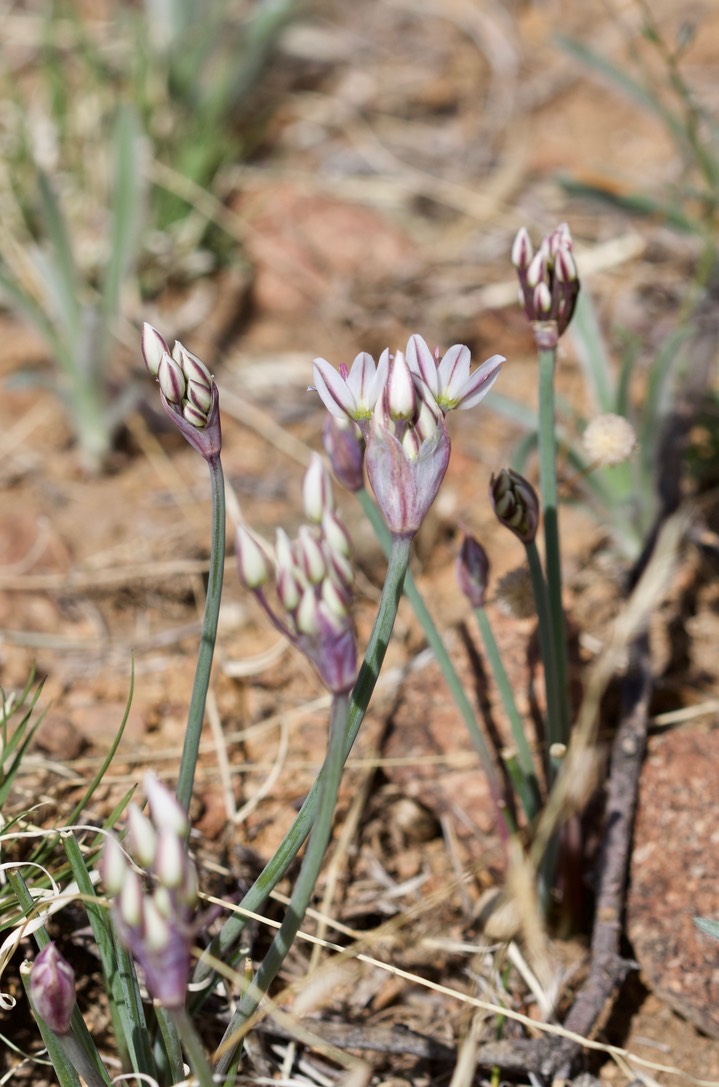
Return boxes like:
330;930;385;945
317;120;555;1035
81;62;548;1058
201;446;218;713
141;324;225;813
512;225;580;749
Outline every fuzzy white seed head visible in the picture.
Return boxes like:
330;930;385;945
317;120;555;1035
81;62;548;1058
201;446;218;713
583;413;637;467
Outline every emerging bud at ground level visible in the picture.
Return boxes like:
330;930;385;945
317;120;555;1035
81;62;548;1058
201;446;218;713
141;325;222;460
582;412;637;467
512;222;580;345
29;943;76;1035
490;468;540;545
457;534;490;608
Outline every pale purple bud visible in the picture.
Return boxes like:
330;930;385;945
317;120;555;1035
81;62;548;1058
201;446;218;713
554;246;578;284
298;525;326;584
172;341;213;388
29;944;76;1035
119;869;144;928
526;251;545;290
490;468;539;545
511;227;533;270
321;509;351;558
142;323;170;377
296;587;320;636
321;576;349;620
322;415;365;492
142;898;172;954
145;774;189;838
274;528;295;573
182;401;208;427
386;350;416;420
158;352;186;404
277;564;302;612
366;410;451;538
126;806;157;869
236;525;271;589
303;454;333;523
186;378;213;415
155;829;191;892
457;534;490;609
533;281;552;315
101;834;128;897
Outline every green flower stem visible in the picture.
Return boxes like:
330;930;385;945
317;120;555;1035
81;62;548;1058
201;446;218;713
167;1007;215;1087
213;692;350;1075
176;452;226;813
473;606;541;820
538;346;571;745
192;534;412;991
525;541;563;784
358;488;513;837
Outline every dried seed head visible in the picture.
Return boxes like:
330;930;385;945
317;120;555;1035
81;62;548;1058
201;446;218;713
583;413;637;467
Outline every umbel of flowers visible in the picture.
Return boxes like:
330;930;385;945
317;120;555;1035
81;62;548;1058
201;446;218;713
237;455;358;694
101;775;198;1009
312;335;504;538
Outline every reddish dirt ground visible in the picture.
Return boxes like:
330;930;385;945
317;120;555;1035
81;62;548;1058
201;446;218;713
2;1;719;1084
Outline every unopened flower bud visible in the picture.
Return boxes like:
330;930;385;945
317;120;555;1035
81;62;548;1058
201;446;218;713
182;401;208;428
29;943;76;1035
158;353;186;404
298;525;326;584
173;342;213;387
386;351;416;420
142;323;170;377
101;833;128;896
583;413;637;467
322;415;365;492
457;534;490;608
126;806;157;869
303;453;334;523
511;227;533;271
490;469;539;544
236;525;271;590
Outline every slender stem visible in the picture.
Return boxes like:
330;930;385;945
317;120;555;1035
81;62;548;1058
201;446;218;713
525;541;563;784
154;1004;186;1084
176;453;226;813
192;535;412;991
474;606;541;819
168;1007;216;1087
213;693;350;1074
358;488;512;838
538;347;571;744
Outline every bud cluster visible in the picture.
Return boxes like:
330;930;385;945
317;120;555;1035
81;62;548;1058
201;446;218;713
512;223;580;345
101;775;198;1009
237;455;357;694
141;324;221;460
312;335;504;537
490;468;540;545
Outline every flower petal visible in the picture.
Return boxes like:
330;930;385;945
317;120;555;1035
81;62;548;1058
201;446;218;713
437;344;471;399
454;354;505;410
313;358;358;419
405;334;439;398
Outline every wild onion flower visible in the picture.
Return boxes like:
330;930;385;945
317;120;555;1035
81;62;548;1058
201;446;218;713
141;324;221;460
313;338;503;538
490;468;540;545
583;412;637;467
512;223;580;346
236;454;357;693
101;775;198;1009
29;943;76;1035
404;335;504;413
